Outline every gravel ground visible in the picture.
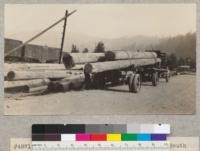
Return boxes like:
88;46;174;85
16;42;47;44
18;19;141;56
4;74;196;115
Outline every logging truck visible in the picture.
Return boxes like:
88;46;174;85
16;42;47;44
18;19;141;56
83;50;170;93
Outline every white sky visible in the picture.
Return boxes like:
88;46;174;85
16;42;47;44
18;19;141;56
5;4;196;39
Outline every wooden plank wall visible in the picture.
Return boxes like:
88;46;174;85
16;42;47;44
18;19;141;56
4;38;60;63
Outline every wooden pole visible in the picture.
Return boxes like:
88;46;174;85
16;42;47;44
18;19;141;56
59;10;68;64
5;10;76;57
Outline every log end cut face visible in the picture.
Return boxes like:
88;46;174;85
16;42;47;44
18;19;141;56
84;63;93;74
105;51;116;61
62;52;75;69
7;71;15;81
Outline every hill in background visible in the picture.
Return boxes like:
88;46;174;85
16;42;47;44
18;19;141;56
6;31;196;60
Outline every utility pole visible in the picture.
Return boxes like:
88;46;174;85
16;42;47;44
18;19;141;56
59;10;68;64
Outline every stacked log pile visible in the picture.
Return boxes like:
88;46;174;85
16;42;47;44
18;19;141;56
4;53;104;95
4;51;161;96
4;63;85;94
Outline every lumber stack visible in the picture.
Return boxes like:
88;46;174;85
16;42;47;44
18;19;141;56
4;63;85;94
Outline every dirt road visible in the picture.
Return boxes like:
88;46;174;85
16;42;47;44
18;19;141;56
4;74;196;115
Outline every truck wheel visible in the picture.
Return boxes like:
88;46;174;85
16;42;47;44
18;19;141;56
166;74;170;82
166;70;170;82
93;74;105;89
157;73;160;82
84;73;92;89
68;83;73;91
152;72;158;86
129;74;141;93
110;71;120;85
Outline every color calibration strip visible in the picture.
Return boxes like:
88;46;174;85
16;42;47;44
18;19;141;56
32;124;170;151
32;133;167;141
32;124;170;134
32;124;169;142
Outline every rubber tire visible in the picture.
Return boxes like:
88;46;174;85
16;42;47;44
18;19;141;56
68;83;73;91
152;72;158;86
129;74;141;93
166;74;170;83
157;73;160;82
110;71;120;85
93;74;105;89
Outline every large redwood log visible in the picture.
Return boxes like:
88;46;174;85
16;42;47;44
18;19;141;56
84;58;161;74
48;73;85;92
6;70;74;81
4;63;66;71
4;79;50;89
4;64;84;78
105;50;157;61
24;85;48;93
62;52;105;69
61;74;84;91
4;79;50;93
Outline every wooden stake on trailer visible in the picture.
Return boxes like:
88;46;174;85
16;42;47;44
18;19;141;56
5;10;77;57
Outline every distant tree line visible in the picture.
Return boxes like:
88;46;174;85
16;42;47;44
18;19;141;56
70;32;196;70
167;53;196;70
71;42;105;53
152;32;196;70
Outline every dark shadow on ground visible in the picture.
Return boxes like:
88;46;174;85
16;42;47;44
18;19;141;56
103;87;130;93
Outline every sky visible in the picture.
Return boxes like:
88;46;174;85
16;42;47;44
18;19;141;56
5;4;196;39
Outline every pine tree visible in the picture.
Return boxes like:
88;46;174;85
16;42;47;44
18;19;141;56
94;42;105;53
71;44;79;53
